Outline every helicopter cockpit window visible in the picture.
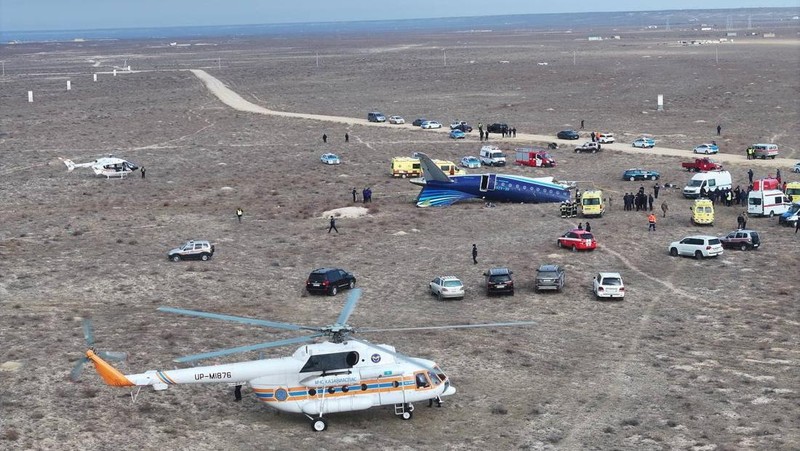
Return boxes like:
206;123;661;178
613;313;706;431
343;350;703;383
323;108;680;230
427;371;442;386
301;351;360;373
432;366;447;382
415;372;430;388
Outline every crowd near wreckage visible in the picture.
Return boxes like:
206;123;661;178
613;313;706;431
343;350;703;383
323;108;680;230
77;289;534;431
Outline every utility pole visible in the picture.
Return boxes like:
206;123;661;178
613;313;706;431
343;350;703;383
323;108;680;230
443;49;446;67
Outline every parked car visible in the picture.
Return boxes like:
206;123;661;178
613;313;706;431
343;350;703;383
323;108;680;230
622;168;660;181
557;229;597;252
460;156;481;168
682;158;722;172
693;143;719;154
168;240;215;262
388;115;405;124
449;129;466;139
719;229;760;251
575;142;602;153
367;112;386;122
668;236;724;259
792;161;800;173
596;132;615;143
557;130;580;140
484;267;514;296
320;153;341;165
450;121;473;132
534;265;565;292
412;118;428;127
420;120;442;129
632;137;656;148
429;275;465;300
487;123;509;134
779;202;800;227
305;268;356;296
593;272;625;300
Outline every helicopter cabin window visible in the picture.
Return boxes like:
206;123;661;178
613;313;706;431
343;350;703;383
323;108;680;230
300;351;360;373
415;372;431;388
427;371;442;386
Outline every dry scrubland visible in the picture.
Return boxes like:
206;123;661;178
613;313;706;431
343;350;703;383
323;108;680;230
0;26;799;450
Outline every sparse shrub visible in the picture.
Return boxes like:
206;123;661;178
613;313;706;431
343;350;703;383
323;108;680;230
2;429;20;441
128;240;137;245
546;432;563;444
116;238;124;244
603;426;614;434
621;418;640;427
491;404;508;415
72;230;83;236
666;420;678;428
81;387;99;398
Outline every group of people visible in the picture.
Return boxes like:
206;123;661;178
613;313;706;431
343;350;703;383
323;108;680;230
700;185;746;206
322;132;350;143
623;188;654;212
352;187;372;203
559;200;580;218
476;123;517;142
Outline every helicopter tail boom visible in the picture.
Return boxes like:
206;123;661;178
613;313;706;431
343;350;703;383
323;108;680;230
86;350;134;387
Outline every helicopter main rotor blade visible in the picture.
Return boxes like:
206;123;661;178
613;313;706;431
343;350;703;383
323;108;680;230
350;338;435;372
358;320;536;334
335;288;361;326
158;307;319;332
82;319;95;346
96;351;128;362
173;333;326;363
70;356;89;382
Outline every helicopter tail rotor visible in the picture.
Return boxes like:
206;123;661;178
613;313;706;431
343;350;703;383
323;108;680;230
70;318;127;382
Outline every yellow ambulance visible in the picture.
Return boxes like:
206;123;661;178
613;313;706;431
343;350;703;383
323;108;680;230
690;198;714;225
580;190;605;217
390;157;464;178
785;182;800;203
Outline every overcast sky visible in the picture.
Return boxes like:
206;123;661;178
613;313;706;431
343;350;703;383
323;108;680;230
1;0;797;31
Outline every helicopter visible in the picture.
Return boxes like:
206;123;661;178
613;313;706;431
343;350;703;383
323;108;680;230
79;288;534;431
61;155;139;178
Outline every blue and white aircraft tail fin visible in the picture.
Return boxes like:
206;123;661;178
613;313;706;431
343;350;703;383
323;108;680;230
417;153;453;183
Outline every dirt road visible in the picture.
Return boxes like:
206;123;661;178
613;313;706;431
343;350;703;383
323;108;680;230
191;69;789;171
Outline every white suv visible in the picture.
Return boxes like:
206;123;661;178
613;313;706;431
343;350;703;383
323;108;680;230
429;276;465;300
593;272;625;299
668;235;723;259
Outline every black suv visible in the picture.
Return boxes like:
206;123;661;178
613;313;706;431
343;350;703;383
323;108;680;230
306;268;356;296
487;123;508;134
535;264;565;292
484;267;514;296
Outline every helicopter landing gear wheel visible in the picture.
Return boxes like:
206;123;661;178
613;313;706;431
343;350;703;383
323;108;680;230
311;417;328;432
401;410;413;420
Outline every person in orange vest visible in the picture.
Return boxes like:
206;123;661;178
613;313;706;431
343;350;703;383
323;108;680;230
648;213;657;232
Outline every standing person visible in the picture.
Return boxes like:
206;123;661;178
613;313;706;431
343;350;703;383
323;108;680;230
479;130;484;141
653;182;660;199
322;133;327;143
345;132;349;143
236;207;243;223
141;166;146;179
585;221;591;232
512;127;517;137
328;216;338;233
365;187;372;203
577;222;583;230
485;131;490;141
741;211;748;230
717;124;722;135
362;187;367;204
560;201;568;218
571;200;579;218
648;193;654;211
648;213;657;232
472;244;478;264
580;119;585;129
352;188;357;203
737;213;744;229
748;168;754;184
590;131;596;142
661;201;668;218
776;169;782;185
234;385;242;401
796;218;799;234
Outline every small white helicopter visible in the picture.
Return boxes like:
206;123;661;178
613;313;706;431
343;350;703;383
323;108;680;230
78;289;534;431
61;155;139;178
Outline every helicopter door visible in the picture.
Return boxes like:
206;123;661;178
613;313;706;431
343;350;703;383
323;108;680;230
480;174;496;192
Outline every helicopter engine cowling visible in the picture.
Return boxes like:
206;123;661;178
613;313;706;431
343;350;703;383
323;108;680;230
300;372;361;388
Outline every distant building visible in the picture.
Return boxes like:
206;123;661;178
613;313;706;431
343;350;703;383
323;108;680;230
763;33;776;38
588;36;602;41
612;35;621;40
726;32;737;37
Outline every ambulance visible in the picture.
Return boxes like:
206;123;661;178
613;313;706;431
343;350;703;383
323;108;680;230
391;157;464;178
580;190;605;217
747;189;792;217
690;198;714;225
785;182;800;203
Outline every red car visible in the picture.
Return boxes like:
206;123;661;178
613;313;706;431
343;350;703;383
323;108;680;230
557;229;597;252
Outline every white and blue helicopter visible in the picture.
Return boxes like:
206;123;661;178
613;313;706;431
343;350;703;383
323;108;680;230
61;155;140;178
77;289;533;431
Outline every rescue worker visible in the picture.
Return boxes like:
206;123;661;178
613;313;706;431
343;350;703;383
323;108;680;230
737;213;745;230
585;221;591;233
472;244;478;265
648;213;657;232
236;208;243;223
571;200;579;218
560;201;568;218
328;216;338;233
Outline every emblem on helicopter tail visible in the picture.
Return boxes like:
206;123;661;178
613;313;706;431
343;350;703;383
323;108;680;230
371;353;381;363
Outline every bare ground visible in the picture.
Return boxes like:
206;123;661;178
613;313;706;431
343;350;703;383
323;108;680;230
0;25;799;451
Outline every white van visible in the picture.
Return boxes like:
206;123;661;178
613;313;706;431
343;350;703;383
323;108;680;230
683;170;732;199
479;145;507;166
747;189;792;217
751;143;779;160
